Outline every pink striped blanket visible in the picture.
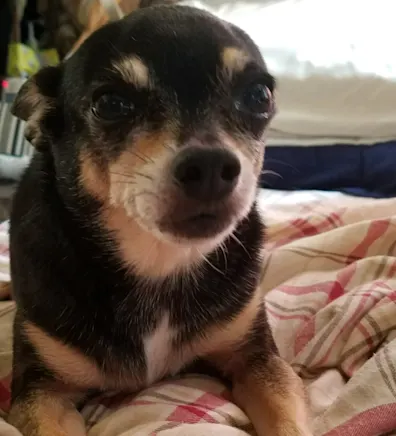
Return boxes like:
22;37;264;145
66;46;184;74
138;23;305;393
1;189;396;435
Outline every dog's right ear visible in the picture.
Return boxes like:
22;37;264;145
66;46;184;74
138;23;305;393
11;65;62;151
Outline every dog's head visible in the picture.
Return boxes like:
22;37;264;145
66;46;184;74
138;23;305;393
12;5;275;277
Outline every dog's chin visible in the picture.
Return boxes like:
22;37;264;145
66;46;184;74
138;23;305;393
130;187;256;248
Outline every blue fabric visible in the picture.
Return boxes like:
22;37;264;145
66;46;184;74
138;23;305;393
261;141;396;198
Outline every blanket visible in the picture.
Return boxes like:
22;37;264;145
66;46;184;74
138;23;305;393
1;189;396;435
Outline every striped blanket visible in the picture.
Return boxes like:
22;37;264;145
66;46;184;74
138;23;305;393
1;189;396;435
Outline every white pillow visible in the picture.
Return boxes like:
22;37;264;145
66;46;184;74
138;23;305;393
181;0;396;146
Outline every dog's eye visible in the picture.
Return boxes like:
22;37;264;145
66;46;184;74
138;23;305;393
237;83;273;118
92;93;134;121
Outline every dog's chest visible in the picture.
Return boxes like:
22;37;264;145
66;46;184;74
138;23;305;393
142;312;180;384
143;312;202;385
141;310;239;385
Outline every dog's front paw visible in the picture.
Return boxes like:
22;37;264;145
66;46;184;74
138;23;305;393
8;390;86;436
270;422;313;436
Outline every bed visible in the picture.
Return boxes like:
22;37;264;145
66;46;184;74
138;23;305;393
1;188;396;435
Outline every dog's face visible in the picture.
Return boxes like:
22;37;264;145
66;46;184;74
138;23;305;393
12;6;275;266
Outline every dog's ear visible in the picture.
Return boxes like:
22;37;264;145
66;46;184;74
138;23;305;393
11;65;62;151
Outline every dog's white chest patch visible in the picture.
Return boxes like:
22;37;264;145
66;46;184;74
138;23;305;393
143;313;178;385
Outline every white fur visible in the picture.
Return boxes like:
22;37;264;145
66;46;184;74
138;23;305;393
143;313;177;385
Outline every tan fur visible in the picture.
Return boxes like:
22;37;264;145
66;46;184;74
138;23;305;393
23;320;150;393
79;150;110;201
222;47;250;79
233;356;312;436
197;287;262;359
113;56;152;89
110;130;173;172
24;322;106;390
7;391;85;436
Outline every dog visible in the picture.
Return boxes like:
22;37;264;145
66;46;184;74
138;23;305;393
7;5;312;436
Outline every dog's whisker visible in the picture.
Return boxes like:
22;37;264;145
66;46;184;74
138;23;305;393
126;190;160;200
121;149;150;164
124;148;155;164
110;170;153;182
197;249;225;276
134;171;154;181
230;233;250;257
218;241;228;272
109;171;136;180
112;174;154;185
110;181;138;186
162;142;176;153
260;169;283;179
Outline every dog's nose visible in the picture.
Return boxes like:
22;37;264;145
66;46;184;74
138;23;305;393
173;148;241;201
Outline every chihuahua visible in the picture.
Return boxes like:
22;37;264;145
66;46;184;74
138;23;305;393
7;5;311;436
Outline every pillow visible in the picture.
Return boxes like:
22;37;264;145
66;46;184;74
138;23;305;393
261;141;396;198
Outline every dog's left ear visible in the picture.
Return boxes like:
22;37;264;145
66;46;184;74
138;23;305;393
11;65;62;151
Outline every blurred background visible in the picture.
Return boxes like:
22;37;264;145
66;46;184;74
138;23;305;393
1;0;396;220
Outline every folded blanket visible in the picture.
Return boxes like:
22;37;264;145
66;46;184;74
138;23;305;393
1;190;396;435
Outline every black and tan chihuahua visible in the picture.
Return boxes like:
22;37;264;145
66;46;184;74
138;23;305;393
7;5;311;436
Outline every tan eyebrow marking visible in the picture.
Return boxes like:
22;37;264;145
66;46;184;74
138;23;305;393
222;47;251;78
113;55;151;88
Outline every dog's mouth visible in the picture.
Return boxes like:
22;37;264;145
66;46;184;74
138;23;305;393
183;212;219;231
186;212;216;223
159;207;235;240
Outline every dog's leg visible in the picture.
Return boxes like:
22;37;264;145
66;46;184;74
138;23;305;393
9;314;87;436
209;306;312;436
232;355;312;436
8;391;86;436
